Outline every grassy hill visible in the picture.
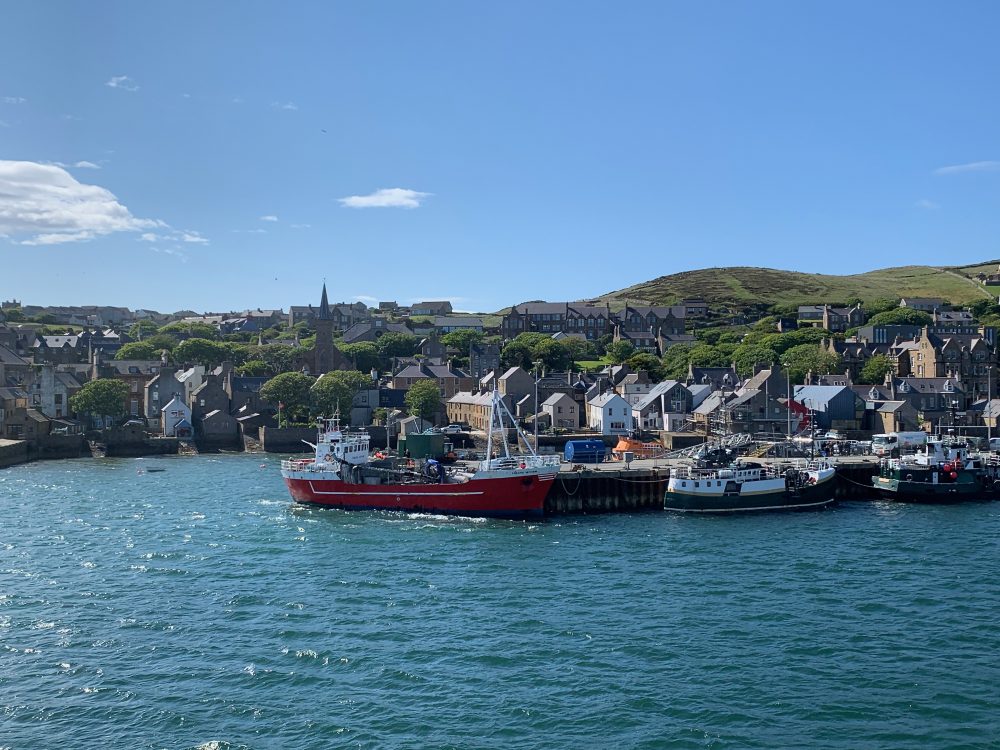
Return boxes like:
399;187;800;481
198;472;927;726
600;262;1000;309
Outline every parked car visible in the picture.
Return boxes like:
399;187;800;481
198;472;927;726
442;424;464;434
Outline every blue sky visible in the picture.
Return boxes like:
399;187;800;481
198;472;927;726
2;2;1000;314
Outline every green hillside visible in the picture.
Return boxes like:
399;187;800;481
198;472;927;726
601;262;1000;309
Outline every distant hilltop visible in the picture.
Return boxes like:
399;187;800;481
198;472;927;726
598;261;1000;311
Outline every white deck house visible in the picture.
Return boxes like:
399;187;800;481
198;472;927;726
586;392;631;435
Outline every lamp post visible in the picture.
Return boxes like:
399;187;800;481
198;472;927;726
533;360;542;453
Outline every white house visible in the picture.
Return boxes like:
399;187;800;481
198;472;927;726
542;392;579;430
177;366;206;405
161;396;193;437
587;392;631;435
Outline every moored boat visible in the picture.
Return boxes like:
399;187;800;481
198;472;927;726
872;438;1000;503
280;389;560;518
611;435;665;460
664;459;837;513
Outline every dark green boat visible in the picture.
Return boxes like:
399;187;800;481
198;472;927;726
872;439;1000;503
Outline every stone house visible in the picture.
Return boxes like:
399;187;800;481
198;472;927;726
391;363;474;399
497;367;535;404
27;365;81;419
433;316;482;333
446;391;509;432
469;342;500;379
144;368;186;426
411;301;453;316
796;304;866;333
100;359;163;417
907;327;996;400
631;380;692;431
199;409;239;446
542;392;579;430
900;298;946;312
341;319;413;344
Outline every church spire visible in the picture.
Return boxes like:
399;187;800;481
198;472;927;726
318;282;331;320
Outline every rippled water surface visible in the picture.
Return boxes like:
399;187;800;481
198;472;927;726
1;455;998;749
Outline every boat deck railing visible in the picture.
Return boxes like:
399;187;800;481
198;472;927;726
480;454;562;472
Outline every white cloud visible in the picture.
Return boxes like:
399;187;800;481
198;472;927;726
150;246;188;263
3;97;26;105
140;232;160;242
0;160;162;245
915;199;940;210
338;188;431;209
232;97;244;104
271;101;298;111
231;228;267;234
180;231;208;244
46;160;101;170
934;161;1000;175
106;75;139;92
259;214;278;222
291;223;311;229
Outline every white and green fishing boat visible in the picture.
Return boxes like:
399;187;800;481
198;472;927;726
665;460;837;513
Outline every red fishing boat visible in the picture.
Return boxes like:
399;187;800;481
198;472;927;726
281;390;560;518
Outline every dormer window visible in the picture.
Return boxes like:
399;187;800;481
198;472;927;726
869;387;879;400
943;380;954;392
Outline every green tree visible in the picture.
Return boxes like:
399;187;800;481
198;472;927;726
260;372;316;425
143;333;178;352
500;339;534;369
340;342;381;373
440;328;485;352
2;307;25;322
375;332;418;359
559;337;595;364
661;343;695;380
114;342;161;360
780;344;842;384
236;359;270;377
606;340;637;364
866;297;901;316
731;343;779;378
866;308;933;327
531;339;572;371
128;320;160;339
858;354;893;385
69;378;129;423
173;338;228;367
311;370;373;421
221;342;251;367
158;321;221;340
405;379;442;421
688;343;732;368
626;352;665;381
246;344;299;375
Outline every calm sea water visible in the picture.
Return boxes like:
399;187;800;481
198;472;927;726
1;455;998;750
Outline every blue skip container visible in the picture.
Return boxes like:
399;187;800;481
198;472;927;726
564;439;606;463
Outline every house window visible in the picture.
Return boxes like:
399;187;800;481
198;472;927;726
130;399;139;415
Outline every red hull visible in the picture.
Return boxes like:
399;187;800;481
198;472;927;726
283;473;554;518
